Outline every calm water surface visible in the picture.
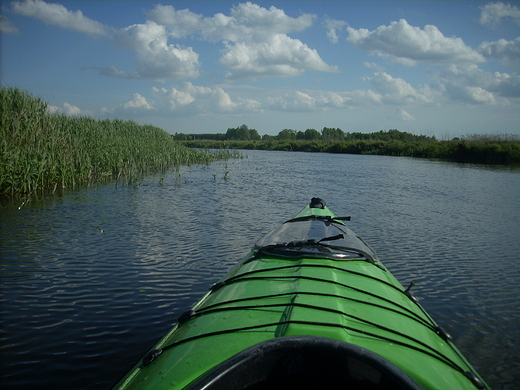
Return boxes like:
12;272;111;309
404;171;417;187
1;151;519;390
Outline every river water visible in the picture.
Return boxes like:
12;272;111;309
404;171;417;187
1;150;519;390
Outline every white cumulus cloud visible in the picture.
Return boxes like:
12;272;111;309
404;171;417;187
431;64;520;103
12;1;199;81
479;37;520;67
123;94;154;110
47;102;86;116
490;72;520;97
147;5;204;39
346;19;484;66
445;85;497;104
324;18;347;44
480;2;520;26
267;91;319;112
266;88;388;112
46;105;60;115
343;89;383;106
220;34;338;79
12;1;336;81
12;0;109;35
62;102;82;116
105;85;260;117
110;21;201;81
147;2;335;79
368;72;432;104
152;82;261;114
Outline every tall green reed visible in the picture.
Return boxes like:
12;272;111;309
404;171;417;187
1;88;231;196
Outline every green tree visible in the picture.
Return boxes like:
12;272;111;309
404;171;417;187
322;127;345;141
277;129;297;140
225;124;260;140
304;128;321;140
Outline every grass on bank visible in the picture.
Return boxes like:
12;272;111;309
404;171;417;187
181;137;520;165
1;88;236;196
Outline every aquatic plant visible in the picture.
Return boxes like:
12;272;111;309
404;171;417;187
0;88;235;196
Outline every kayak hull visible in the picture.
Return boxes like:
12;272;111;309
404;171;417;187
113;199;488;390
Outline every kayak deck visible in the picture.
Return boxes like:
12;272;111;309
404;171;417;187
113;199;488;390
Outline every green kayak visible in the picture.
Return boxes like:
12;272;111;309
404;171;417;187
113;198;488;390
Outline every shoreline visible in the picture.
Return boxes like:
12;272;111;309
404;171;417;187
179;139;520;165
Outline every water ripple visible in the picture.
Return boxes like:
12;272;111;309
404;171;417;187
1;151;519;390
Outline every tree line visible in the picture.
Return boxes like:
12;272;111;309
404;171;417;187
172;125;436;143
180;137;520;165
174;125;520;165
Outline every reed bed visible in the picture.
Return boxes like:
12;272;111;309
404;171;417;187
1;88;233;196
181;138;520;165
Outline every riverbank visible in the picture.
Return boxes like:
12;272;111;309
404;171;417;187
180;138;520;165
0;88;236;196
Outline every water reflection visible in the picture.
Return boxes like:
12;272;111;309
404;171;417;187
1;151;519;390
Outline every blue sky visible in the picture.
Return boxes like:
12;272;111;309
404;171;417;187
1;0;520;138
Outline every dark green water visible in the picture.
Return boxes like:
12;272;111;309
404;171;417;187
1;151;519;389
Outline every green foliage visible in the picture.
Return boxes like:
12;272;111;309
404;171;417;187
0;88;229;196
321;127;345;141
344;129;435;142
225;124;261;140
180;138;520;165
173;132;227;141
277;129;298;140
172;132;227;141
178;126;520;165
174;127;437;143
173;125;260;141
303;128;321;140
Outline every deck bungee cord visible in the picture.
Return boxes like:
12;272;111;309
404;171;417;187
154;274;478;386
177;273;467;373
113;199;489;390
212;262;455;342
213;263;406;296
180;301;450;357
212;261;442;327
142;318;483;389
196;291;433;328
283;215;352;224
209;273;422;322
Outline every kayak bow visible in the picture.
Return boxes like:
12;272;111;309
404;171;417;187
113;198;488;390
